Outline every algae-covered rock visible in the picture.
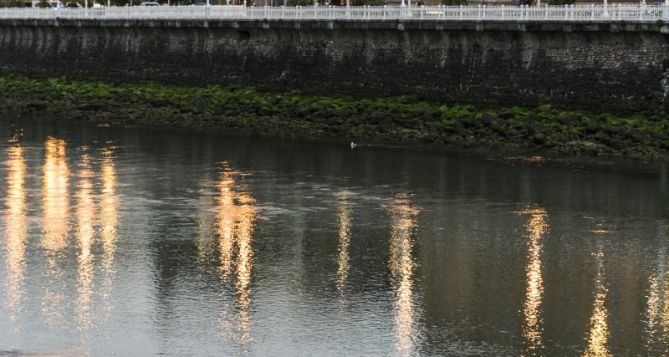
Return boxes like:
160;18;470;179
1;75;668;160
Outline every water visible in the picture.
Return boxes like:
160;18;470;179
0;116;668;356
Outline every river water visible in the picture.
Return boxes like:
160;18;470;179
0;116;668;356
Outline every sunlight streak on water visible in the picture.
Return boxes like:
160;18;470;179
387;194;419;355
75;150;95;331
99;145;119;317
40;137;70;328
643;222;669;354
336;190;352;297
214;164;257;346
583;244;610;357
4;137;27;326
42;137;70;252
517;206;549;356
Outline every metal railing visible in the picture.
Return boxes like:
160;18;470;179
0;4;667;22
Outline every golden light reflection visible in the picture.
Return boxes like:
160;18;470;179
76;150;96;330
99;146;119;311
516;206;549;356
42;137;70;251
4;137;27;318
214;164;257;345
388;194;419;354
646;262;666;350
643;223;669;352
336;190;352;295
40;137;71;329
217;169;236;281
583;246;610;357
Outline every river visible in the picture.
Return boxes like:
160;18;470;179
0;115;668;355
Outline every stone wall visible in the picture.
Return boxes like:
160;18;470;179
0;19;667;113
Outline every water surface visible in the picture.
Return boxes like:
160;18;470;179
1;116;669;356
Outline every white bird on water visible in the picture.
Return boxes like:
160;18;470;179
350;141;357;149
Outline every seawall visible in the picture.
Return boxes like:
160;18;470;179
0;18;667;113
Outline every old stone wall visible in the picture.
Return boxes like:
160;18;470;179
0;19;666;113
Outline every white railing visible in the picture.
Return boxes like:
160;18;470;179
0;4;668;22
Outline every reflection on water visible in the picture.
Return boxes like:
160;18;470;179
4;137;27;323
40;137;71;328
644;222;669;354
42;137;70;252
583;243;610;357
99;146;118;313
34;138;122;332
387;195;419;354
76;150;95;330
336;190;352;296
4;118;669;355
213;164;257;345
518;206;549;356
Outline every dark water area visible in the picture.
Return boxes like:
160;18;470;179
1;115;669;356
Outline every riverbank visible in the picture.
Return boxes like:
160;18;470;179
0;75;667;159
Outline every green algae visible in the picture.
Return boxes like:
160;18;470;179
0;75;668;159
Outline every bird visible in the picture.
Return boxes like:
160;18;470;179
350;141;357;149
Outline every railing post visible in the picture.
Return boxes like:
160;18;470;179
477;5;481;20
459;4;463;20
564;3;568;19
520;5;527;20
591;4;595;20
523;4;527;20
501;4;505;20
